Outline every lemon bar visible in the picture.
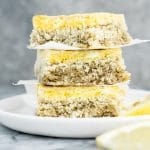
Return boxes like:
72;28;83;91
35;48;130;86
36;84;126;117
30;13;132;49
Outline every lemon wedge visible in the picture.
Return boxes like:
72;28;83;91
96;122;150;150
125;95;150;116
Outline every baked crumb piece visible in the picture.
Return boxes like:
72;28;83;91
35;49;130;86
30;13;132;49
36;84;126;117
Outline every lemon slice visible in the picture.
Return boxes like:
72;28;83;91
96;122;150;150
125;95;150;116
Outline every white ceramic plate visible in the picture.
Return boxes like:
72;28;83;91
0;89;150;138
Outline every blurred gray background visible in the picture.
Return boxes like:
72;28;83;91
0;0;150;98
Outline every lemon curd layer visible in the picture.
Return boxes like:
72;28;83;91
37;48;122;64
33;13;126;31
37;84;126;100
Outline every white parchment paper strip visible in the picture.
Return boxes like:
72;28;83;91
28;39;150;50
13;80;129;87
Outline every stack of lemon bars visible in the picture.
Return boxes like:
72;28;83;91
29;13;132;117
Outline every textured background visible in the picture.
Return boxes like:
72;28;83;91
0;0;150;97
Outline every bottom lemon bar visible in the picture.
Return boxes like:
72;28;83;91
36;84;126;117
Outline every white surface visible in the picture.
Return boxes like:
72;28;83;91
28;39;150;50
0;89;150;138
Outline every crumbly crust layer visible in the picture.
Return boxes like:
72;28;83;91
36;96;120;117
35;59;130;86
30;27;132;49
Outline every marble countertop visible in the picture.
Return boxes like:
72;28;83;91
0;86;98;150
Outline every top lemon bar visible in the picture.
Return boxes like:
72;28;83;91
30;13;132;49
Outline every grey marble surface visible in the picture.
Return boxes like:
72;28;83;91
0;88;98;150
0;125;97;150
